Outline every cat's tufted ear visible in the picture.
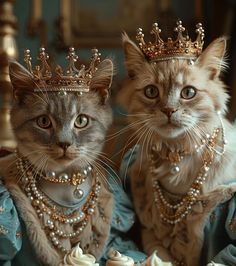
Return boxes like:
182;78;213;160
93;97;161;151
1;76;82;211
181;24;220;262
196;37;227;79
90;58;113;104
9;61;35;101
122;32;146;78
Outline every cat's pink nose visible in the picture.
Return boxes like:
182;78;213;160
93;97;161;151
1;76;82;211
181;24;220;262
161;107;177;118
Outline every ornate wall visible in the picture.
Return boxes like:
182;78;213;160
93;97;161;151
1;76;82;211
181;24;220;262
0;0;236;149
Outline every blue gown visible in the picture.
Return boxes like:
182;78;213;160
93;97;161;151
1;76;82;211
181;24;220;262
0;177;146;266
120;146;236;266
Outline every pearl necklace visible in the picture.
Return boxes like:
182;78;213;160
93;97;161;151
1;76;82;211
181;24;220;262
151;128;224;225
17;156;92;199
16;156;101;253
152;111;227;174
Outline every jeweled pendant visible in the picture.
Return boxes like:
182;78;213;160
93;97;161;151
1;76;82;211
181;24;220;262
73;188;84;199
170;165;180;174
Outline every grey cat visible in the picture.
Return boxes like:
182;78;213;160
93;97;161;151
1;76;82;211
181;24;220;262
0;51;146;265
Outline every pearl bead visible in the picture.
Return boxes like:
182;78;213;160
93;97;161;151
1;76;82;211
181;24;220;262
58;91;67;97
59;173;69;181
87;208;95;215
16;155;100;253
46;171;56;179
171;165;180;174
83;169;88;176
73;188;84;199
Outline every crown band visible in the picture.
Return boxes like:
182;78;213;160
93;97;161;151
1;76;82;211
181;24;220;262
33;86;89;93
136;20;205;62
24;47;101;93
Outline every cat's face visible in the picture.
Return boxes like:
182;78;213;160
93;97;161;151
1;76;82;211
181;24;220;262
121;34;229;142
9;60;113;172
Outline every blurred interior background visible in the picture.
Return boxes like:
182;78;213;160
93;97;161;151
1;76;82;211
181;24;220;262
0;0;236;164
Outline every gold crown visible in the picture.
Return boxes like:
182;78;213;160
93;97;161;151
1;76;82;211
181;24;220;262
24;47;101;93
136;20;205;62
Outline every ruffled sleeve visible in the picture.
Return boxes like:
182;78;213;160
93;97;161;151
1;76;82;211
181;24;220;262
0;180;22;262
101;175;146;265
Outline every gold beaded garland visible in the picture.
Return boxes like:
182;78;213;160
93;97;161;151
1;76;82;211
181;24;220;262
151;127;224;225
16;155;100;253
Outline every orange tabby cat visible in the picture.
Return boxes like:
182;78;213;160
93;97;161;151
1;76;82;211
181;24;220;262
119;22;236;266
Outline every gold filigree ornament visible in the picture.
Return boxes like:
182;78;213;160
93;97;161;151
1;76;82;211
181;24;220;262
24;47;101;93
136;20;204;62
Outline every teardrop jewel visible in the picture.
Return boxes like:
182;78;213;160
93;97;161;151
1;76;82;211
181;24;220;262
73;188;84;199
170;164;180;174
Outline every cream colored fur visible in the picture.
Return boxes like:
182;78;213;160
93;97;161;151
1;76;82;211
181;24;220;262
119;33;236;265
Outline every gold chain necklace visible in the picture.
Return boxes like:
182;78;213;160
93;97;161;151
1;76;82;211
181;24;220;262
17;156;91;199
16;156;101;253
151;128;223;225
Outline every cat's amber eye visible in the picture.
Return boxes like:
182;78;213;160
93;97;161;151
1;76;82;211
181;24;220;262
75;114;89;129
181;86;197;99
144;85;159;99
36;115;52;129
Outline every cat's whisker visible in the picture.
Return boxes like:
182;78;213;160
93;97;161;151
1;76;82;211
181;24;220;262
185;124;222;163
33;83;50;104
104;118;153;142
15;152;46;183
38;155;49;179
13;150;44;182
122;124;152;185
135;128;153;178
31;154;48;181
93;163;112;187
117;111;153;117
110;120;152;162
84;147;116;166
83;152;121;184
84;156;119;188
137;126;154;176
32;93;49;106
145;128;155;159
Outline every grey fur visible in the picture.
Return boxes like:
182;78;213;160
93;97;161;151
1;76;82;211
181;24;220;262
9;60;113;173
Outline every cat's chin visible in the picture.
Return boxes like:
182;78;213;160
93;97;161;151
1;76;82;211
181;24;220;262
157;124;185;139
42;157;86;172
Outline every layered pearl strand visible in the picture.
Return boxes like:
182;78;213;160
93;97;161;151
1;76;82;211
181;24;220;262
16;156;101;253
154;111;226;174
18;156;92;200
151;127;225;225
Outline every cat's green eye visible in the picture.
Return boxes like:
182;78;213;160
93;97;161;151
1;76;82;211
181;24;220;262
144;85;159;99
181;86;197;99
75;114;89;129
36;115;52;129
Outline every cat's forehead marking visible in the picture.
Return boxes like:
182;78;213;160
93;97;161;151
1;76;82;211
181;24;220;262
48;93;80;116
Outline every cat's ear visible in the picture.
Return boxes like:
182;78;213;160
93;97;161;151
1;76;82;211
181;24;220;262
9;61;35;101
90;58;113;103
122;32;146;78
196;37;227;79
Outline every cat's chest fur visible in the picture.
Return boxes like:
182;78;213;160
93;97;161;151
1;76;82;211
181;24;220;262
130;152;236;265
150;154;200;195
